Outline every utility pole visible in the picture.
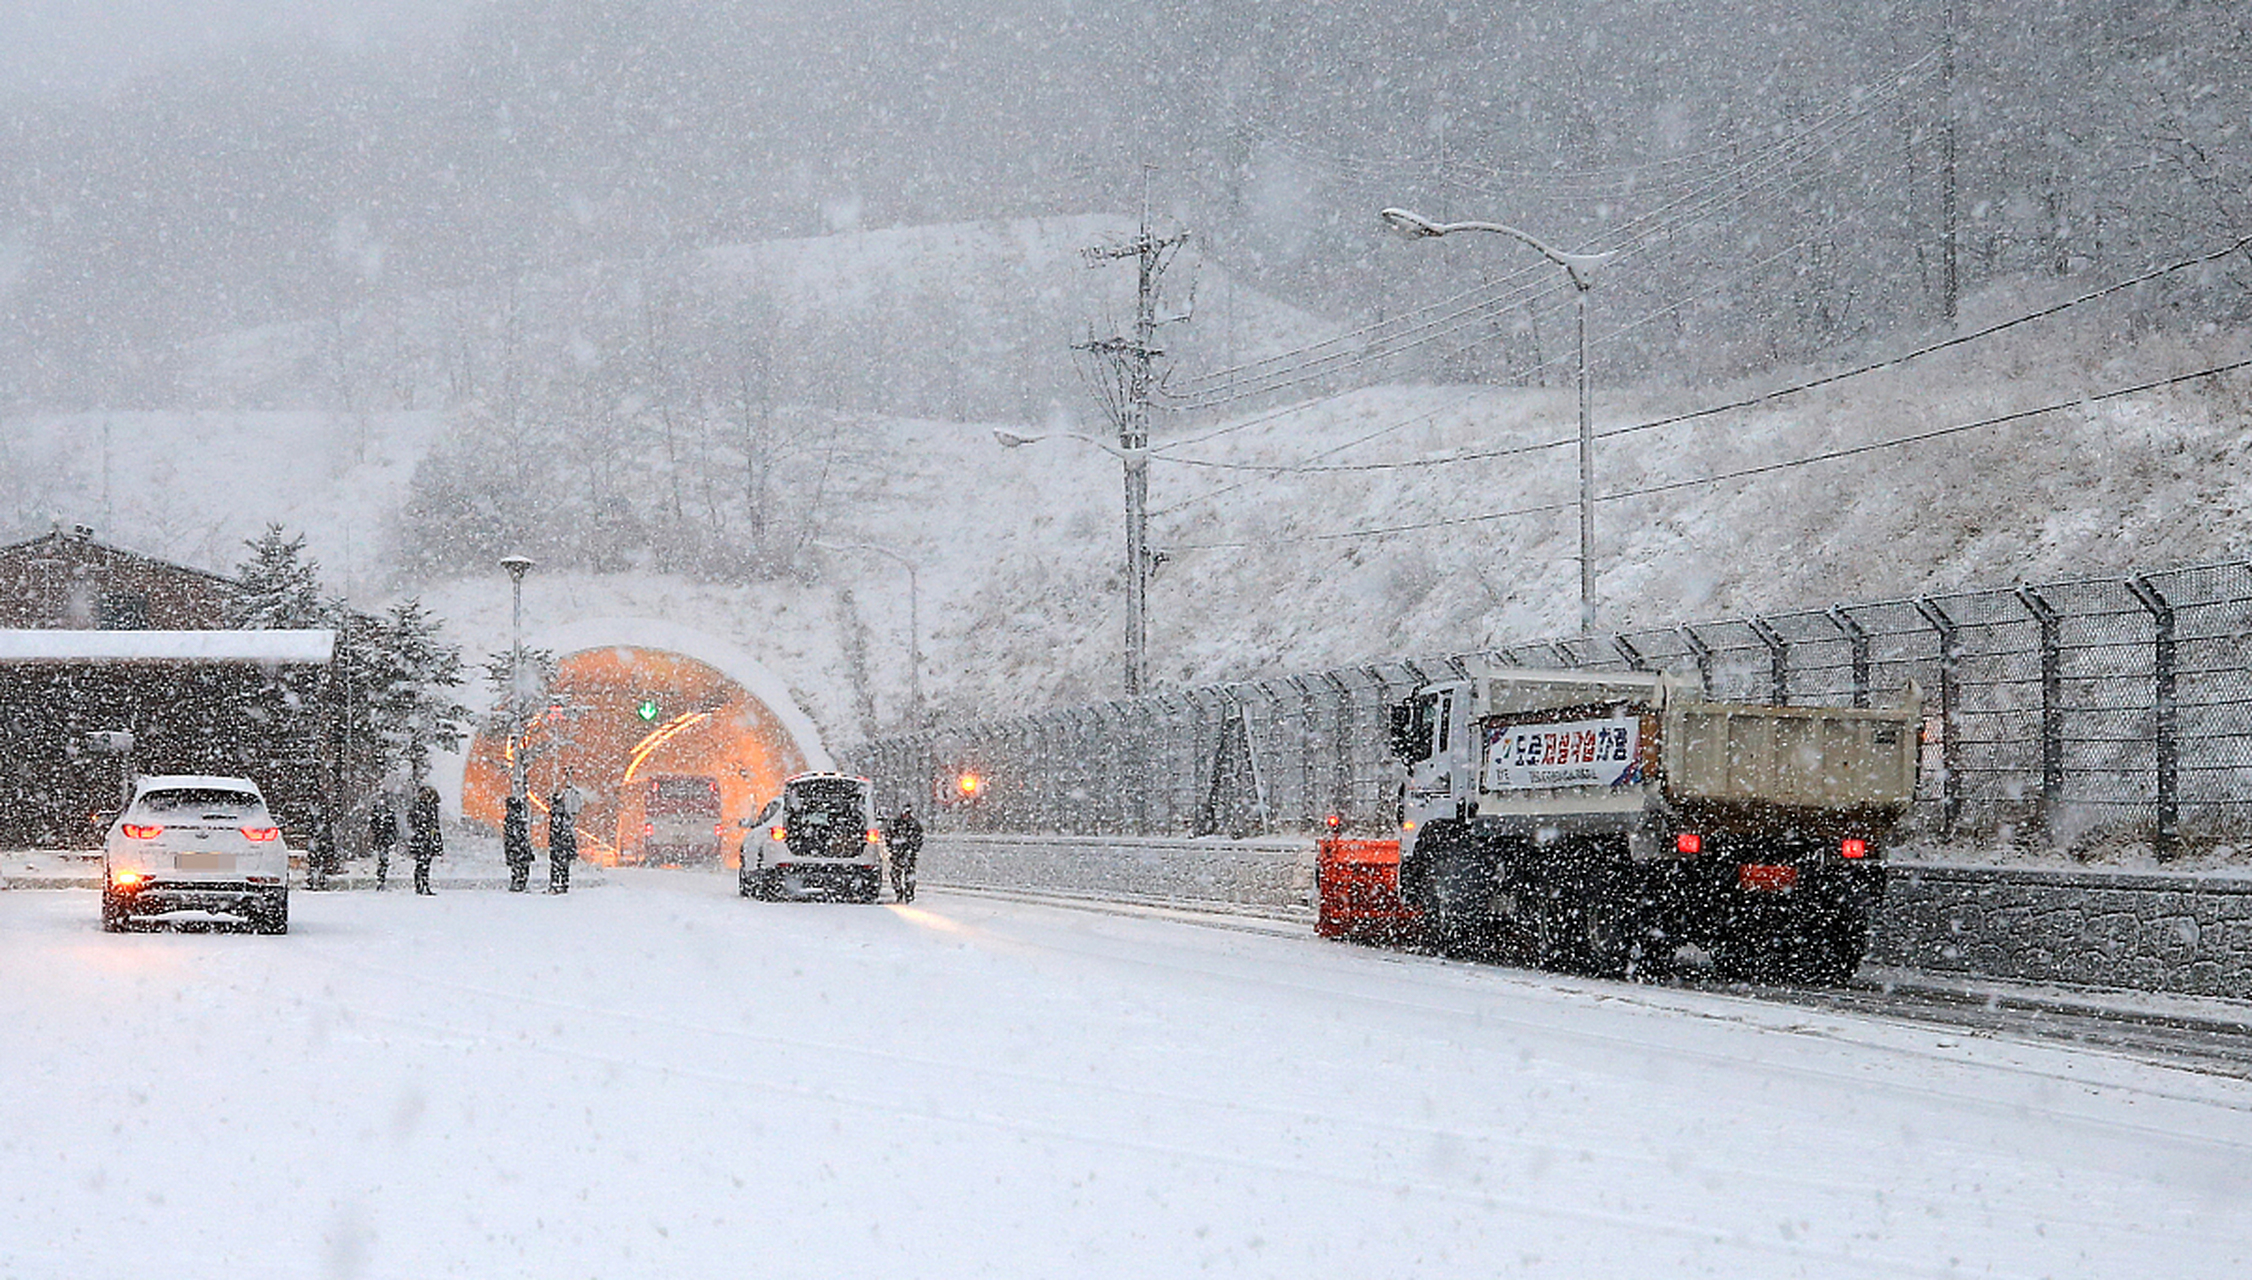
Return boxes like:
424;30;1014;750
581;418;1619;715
1940;0;1960;325
1076;172;1188;697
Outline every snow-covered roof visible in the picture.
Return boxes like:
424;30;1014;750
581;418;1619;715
133;774;264;796
0;629;335;665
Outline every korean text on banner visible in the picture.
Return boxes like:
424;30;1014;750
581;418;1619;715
1485;715;1641;790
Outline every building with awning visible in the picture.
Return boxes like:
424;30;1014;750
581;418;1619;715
0;528;341;849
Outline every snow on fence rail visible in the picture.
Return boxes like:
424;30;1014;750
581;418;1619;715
859;559;2252;859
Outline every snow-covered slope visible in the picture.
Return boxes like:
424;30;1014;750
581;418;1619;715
6;221;2245;755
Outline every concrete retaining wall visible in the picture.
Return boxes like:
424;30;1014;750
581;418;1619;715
926;836;2252;999
1873;862;2252;999
925;835;1316;921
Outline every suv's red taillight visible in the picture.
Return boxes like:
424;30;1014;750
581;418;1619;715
120;823;162;840
240;826;281;842
1841;837;1869;859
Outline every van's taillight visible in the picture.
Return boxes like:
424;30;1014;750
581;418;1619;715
1675;832;1703;855
120;823;162;840
1841;837;1869;859
769;825;788;841
110;868;146;888
240;827;280;842
866;828;882;844
644;822;654;838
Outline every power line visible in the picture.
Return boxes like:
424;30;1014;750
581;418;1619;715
1153;229;2252;480
1165;356;2252;550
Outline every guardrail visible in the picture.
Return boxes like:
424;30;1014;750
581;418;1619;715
924;835;2252;1000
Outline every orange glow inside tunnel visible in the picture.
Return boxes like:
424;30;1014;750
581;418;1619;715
462;647;812;867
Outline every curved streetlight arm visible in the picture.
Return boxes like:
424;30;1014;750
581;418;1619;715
1379;207;1615;289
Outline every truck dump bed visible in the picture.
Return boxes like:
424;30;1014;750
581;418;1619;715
1663;702;1917;811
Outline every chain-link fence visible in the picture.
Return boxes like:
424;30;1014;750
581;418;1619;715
855;560;2252;857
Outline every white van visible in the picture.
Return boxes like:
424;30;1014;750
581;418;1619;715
102;775;291;934
739;773;882;903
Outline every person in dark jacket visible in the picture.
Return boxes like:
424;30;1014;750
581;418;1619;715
882;805;924;903
547;780;582;894
503;792;533;892
369;799;399;890
408;784;443;895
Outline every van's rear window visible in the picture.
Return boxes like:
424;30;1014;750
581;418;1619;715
140;789;260;814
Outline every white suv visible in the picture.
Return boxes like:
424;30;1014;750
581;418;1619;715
739;773;883;903
102;775;291;934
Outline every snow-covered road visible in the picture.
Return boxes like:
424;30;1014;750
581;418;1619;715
5;872;2250;1278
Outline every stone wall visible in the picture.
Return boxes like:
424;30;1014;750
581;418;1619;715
1873;862;2252;999
925;836;2252;999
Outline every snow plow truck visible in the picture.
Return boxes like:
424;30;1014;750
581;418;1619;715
1388;665;1920;984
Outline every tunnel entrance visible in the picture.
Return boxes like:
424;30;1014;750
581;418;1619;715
462;646;814;867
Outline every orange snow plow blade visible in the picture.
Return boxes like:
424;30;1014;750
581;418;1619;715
1316;837;1418;942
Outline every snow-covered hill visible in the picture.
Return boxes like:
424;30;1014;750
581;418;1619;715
5;217;2246;756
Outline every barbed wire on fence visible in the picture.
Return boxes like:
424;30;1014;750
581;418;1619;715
857;559;2252;859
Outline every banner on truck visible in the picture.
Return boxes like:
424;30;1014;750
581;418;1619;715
1485;715;1641;790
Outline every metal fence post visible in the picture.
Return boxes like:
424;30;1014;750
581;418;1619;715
2015;586;2063;843
1613;634;1647;671
1829;605;1871;708
2126;575;2179;859
1321;671;1353;825
1750;616;1789;706
1678;624;1714;692
1915;598;1963;837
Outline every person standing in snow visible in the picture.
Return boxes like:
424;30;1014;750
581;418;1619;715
503;791;533;892
882;804;923;903
408;784;443;895
547;779;583;894
369;795;399;891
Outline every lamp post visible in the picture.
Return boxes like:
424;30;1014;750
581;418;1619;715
498;555;534;798
993;427;1153;694
1380;207;1615;638
812;539;924;725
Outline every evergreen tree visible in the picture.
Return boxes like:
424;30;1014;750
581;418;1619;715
364;598;472;784
482;644;561;778
229;524;326;628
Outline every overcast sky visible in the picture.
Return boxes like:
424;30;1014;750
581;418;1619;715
0;0;461;96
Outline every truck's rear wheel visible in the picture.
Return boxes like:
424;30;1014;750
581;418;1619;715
1529;880;1592;973
1799;904;1870;986
1580;872;1668;981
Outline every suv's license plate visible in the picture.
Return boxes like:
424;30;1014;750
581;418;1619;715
175;853;237;871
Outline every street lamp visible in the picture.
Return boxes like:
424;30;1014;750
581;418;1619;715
993;427;1154;694
812;539;924;725
498;555;534;798
1380;206;1616;638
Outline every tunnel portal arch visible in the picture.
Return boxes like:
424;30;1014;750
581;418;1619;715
460;619;832;866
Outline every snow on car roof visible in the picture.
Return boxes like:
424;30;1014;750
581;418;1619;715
134;775;265;796
0;629;334;664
